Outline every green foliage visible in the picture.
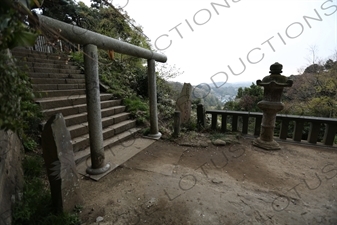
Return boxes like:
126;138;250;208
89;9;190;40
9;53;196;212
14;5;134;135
13;155;81;225
0;52;42;133
69;51;84;69
22;155;43;178
12;177;50;224
0;2;38;50
13;177;81;225
1;0;42;134
40;0;81;25
123;96;149;124
181;120;197;132
23;137;38;152
97;48;149;99
283;58;337;118
158;101;175;121
223;100;239;111
224;82;263;112
209;132;227;141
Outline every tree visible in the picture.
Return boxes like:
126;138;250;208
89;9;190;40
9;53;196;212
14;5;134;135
224;82;263;112
236;87;243;99
283;58;337;118
1;0;42;131
324;59;337;70
41;0;81;24
304;63;324;74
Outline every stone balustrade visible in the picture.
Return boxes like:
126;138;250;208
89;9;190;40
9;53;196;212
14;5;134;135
197;108;337;146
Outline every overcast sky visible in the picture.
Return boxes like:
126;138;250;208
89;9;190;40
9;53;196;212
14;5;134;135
79;0;337;86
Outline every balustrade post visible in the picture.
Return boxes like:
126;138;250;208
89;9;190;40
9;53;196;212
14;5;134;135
279;118;290;140
242;115;249;134
197;103;205;130
211;113;218;130
307;121;320;144
173;111;181;137
254;116;262;136
253;63;293;150
293;120;304;142
323;123;337;146
221;114;227;132
232;115;238;132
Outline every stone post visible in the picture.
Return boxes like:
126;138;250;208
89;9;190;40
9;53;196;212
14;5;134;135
197;103;206;130
176;83;192;124
173;111;181;137
83;44;110;174
253;62;293;150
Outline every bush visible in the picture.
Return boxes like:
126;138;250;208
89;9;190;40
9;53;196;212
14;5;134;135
13;155;81;225
123;96;149;125
0;52;41;132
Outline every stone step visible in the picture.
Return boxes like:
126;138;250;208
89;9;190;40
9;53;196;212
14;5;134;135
18;62;79;70
74;127;140;164
68;112;131;140
27;67;82;74
11;51;69;60
14;48;141;167
72;119;136;152
32;83;86;91
15;57;72;65
36;94;113;109
34;89;86;98
30;78;85;85
29;72;85;79
42;99;122;117
64;106;126;127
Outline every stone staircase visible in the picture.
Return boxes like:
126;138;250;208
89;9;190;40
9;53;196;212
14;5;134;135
11;48;140;164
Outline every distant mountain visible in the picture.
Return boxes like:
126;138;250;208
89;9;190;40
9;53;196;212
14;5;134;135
168;81;254;107
209;81;252;88
205;81;253;103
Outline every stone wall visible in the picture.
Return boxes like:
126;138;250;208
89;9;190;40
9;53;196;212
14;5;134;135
0;130;24;225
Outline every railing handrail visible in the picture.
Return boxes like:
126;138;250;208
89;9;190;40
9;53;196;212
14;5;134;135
206;110;337;123
35;14;167;63
201;108;337;146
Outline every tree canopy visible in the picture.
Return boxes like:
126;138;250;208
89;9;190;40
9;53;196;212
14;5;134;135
283;58;337;118
224;83;263;112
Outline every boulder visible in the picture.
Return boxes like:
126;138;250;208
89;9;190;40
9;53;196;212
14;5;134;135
0;130;24;225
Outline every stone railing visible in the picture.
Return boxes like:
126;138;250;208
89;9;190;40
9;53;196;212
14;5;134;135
197;105;337;147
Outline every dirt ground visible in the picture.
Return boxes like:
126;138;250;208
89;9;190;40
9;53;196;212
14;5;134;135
78;132;337;225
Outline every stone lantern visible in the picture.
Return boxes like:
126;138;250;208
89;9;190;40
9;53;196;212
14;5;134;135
253;62;293;150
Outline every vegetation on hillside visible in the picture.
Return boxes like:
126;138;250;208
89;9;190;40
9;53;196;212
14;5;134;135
1;1;82;224
282;58;337;118
223;57;337;118
223;83;263;112
220;55;337;143
13;155;81;225
0;0;42;134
